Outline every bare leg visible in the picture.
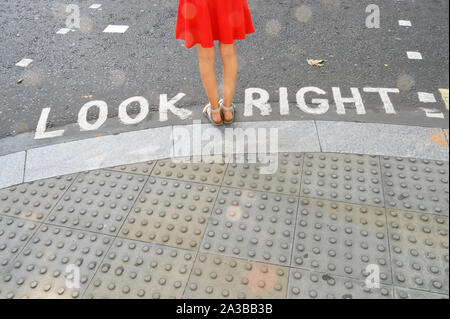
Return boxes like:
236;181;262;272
197;44;221;124
219;42;238;122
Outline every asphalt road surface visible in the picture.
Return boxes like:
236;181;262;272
0;0;448;143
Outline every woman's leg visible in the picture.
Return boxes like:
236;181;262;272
219;42;238;122
197;44;221;124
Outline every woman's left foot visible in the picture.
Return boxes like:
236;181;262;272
220;100;235;124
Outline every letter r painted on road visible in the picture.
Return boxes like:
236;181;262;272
244;88;272;117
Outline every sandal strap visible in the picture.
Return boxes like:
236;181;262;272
221;103;234;111
202;102;223;124
202;103;222;115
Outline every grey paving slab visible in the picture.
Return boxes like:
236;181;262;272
388;210;449;294
45;170;147;236
0;216;40;268
0;224;114;299
301;153;384;207
292;198;391;284
223;153;304;195
172;121;320;158
151;156;229;186
119;178;219;250
0;151;25;190
381;156;449;215
316;121;449;161
200;187;298;266
394;287;449;299
25;126;173;182
184;252;289;299
0;174;77;222
84;238;195;299
287;268;393;299
233;121;321;153
106;161;157;176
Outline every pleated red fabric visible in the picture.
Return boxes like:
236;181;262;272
175;0;255;49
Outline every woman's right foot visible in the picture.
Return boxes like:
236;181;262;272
202;102;223;125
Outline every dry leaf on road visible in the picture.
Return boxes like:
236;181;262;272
307;59;326;67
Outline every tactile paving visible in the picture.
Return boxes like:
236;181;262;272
301;153;384;207
287;268;393;299
381;157;449;215
394;287;449;299
152;156;228;185
223;153;303;195
0;216;40;269
291;198;391;283
0;174;77;222
46;170;147;235
200;187;297;266
106;161;156;176
119;178;218;250
84;238;195;299
184;253;288;299
0;224;113;299
388;210;449;294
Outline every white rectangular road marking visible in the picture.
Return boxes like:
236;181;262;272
56;28;74;34
89;4;102;9
407;51;423;60
418;92;437;103
421;108;445;119
398;20;412;27
103;25;129;33
15;58;33;68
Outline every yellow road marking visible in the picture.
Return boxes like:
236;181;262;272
439;89;449;111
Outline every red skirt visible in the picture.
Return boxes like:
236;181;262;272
175;0;255;49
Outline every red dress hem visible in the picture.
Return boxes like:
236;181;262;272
175;0;255;49
175;33;254;49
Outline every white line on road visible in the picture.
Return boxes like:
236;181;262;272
398;20;412;27
103;25;129;33
15;58;33;68
89;4;102;9
418;92;437;103
406;51;423;60
56;28;75;34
